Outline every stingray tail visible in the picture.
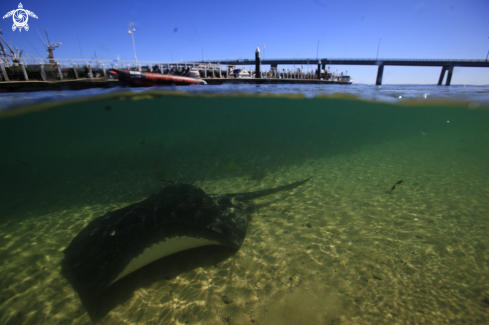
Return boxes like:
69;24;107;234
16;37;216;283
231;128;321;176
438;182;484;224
227;177;312;201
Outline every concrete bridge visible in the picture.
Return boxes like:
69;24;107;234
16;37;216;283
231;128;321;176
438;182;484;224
205;57;489;85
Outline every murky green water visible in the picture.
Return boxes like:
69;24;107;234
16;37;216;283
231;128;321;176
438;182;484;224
0;92;488;324
2;92;487;218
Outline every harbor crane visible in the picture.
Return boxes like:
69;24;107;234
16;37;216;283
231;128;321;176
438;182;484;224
0;29;23;66
37;29;61;63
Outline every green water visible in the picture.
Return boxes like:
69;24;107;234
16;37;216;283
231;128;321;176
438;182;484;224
2;92;486;218
0;92;488;324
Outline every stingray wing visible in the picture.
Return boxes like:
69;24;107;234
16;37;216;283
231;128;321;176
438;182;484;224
25;10;38;18
62;183;249;297
2;10;14;19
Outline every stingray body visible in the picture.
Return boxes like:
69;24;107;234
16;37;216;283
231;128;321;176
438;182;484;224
62;177;311;297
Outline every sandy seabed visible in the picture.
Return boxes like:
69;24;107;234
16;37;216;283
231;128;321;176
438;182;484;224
1;133;489;325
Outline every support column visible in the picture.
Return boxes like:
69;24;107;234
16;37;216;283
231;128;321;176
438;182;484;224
0;62;9;81
375;64;384;85
271;63;278;78
317;61;321;79
437;67;447;85
20;63;29;80
72;63;79;79
445;66;453;86
56;64;63;80
101;64;106;77
255;47;261;78
88;64;92;78
39;64;46;81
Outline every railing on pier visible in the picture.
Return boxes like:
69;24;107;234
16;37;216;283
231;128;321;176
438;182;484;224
0;57;221;69
213;57;489;64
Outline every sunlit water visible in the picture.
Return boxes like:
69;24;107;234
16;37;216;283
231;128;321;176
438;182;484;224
0;84;488;324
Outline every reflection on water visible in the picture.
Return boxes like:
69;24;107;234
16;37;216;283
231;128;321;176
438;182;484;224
0;91;488;324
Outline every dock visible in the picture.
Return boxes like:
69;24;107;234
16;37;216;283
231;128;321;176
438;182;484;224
202;78;351;85
0;53;353;92
209;57;489;86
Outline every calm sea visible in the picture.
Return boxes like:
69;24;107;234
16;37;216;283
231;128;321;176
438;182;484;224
0;84;488;324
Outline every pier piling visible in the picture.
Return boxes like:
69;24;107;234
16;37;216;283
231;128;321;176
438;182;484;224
0;62;9;81
375;64;384;85
39;64;46;81
72;64;79;79
20;63;28;81
445;66;453;86
437;67;447;85
437;66;454;86
255;47;261;79
57;64;63;80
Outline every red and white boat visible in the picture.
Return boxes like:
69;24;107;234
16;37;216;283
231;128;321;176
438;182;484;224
110;69;207;87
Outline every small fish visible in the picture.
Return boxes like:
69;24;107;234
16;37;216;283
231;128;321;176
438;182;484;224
420;131;437;139
391;180;403;191
16;159;33;169
161;179;177;184
140;140;154;148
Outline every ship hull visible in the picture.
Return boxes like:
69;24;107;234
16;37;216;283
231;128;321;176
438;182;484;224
110;69;207;87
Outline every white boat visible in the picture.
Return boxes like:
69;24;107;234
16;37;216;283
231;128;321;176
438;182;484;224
338;75;352;83
229;68;251;78
187;68;200;79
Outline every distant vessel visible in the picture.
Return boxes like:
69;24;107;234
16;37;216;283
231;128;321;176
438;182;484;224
332;72;353;84
323;69;353;84
186;68;200;79
232;69;251;78
110;69;207;87
229;67;251;78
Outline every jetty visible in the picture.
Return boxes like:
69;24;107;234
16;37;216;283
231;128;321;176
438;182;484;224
1;28;487;91
0;48;487;92
210;56;489;86
0;56;352;92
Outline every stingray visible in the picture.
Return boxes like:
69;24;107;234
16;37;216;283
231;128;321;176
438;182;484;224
62;177;311;297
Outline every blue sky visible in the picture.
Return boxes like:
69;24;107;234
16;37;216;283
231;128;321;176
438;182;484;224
1;0;488;84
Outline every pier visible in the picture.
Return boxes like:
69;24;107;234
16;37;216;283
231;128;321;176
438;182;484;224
0;56;351;92
208;58;489;86
0;55;487;92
